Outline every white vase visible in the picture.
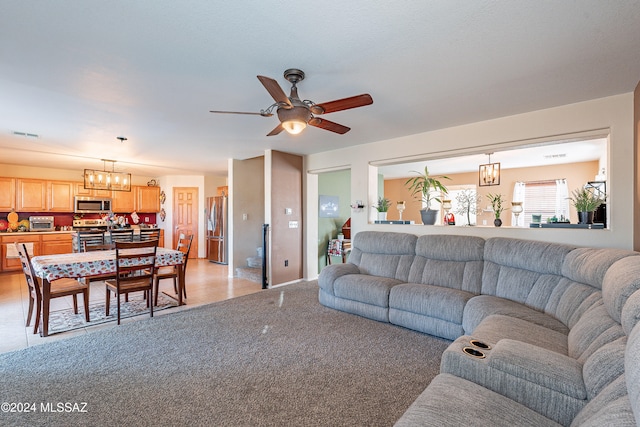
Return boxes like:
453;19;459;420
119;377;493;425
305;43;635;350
377;212;387;221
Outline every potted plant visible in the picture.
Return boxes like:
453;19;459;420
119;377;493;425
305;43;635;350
569;187;605;224
375;196;392;221
404;166;450;225
486;193;506;227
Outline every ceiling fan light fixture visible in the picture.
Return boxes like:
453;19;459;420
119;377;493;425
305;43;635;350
282;119;307;135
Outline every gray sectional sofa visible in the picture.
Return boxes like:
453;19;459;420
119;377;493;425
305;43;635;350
318;231;640;426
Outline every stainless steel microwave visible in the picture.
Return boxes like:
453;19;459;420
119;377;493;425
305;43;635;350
74;196;112;213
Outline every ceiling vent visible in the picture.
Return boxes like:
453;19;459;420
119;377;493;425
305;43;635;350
543;153;567;159
12;131;39;138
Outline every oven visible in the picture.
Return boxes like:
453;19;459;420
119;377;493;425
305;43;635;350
29;216;55;232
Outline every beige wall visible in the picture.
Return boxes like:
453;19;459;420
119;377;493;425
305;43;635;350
305;93;635;280
231;156;265;276
384;161;599;224
268;151;303;286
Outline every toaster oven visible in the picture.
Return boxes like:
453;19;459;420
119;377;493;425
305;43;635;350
29;216;55;232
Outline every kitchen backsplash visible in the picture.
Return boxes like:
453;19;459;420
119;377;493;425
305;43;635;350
0;212;157;229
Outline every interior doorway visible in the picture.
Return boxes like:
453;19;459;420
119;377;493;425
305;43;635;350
173;187;198;258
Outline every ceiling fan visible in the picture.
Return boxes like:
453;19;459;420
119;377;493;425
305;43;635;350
210;68;373;136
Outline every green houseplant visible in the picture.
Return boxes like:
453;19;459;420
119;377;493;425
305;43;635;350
486;193;506;227
405;166;450;225
375;196;392;220
569;187;605;224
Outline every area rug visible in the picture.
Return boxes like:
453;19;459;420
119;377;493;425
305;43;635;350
47;293;178;334
0;281;451;427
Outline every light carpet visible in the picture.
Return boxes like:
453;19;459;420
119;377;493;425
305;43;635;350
0;281;450;427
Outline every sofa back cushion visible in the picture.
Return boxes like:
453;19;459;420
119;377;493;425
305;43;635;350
408;234;484;293
601;254;640;324
482;238;575;308
349;231;417;281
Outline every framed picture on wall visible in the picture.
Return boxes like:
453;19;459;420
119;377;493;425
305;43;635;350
319;195;339;218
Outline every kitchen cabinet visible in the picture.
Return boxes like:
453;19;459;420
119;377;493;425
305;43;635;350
74;182;92;197
1;234;40;272
16;179;47;212
0;177;16;211
112;189;135;213
41;233;73;255
48;181;74;212
136;186;160;212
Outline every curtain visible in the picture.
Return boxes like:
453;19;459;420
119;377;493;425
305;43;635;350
555;179;570;221
512;181;526;226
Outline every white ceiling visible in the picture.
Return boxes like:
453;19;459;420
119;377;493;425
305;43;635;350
1;1;639;178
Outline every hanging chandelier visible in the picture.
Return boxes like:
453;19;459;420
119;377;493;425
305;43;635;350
84;159;131;192
479;153;500;187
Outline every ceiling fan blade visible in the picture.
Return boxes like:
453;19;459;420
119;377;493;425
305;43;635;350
209;110;273;117
310;94;373;115
257;75;292;107
308;117;351;134
267;123;284;136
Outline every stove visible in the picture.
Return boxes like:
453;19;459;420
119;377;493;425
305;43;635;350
72;219;108;230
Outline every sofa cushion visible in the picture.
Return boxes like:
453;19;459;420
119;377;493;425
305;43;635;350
602;255;640;324
463;295;569;335
625;320;640;424
389;283;475;340
394;373;562;427
408;234;484;293
471;314;568;354
348;231;416;282
562;247;635;290
583;336;626;400
568;301;625;363
621;289;640;336
334;274;402;307
569;375;632;427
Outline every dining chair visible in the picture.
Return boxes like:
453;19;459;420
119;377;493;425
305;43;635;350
105;240;158;325
15;243;90;334
76;230;105;252
139;228;160;242
81;242;117;285
154;233;193;306
109;229;134;243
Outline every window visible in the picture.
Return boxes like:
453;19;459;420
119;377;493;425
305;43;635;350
513;179;569;225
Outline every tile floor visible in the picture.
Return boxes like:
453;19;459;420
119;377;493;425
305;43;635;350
0;259;263;354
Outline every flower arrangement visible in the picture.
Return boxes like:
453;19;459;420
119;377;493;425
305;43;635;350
102;212;118;226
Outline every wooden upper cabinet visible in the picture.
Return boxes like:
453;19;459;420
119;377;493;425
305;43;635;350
112;189;135;213
16;179;47;212
74;182;92;197
136;186;160;212
48;181;74;212
0;177;16;211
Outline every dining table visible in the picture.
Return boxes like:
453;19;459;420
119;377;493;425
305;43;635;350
30;247;185;337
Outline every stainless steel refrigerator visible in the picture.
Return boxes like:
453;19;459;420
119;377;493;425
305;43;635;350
206;195;228;264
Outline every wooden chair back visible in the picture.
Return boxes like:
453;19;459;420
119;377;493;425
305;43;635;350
109;229;134;243
139;228;160;242
105;240;158;324
176;233;194;270
77;231;105;252
15;243;41;301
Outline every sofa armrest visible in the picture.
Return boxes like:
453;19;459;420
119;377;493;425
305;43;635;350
318;263;360;295
440;336;587;425
487;339;586;399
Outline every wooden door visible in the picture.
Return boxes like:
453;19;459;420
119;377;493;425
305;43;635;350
173;187;198;258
